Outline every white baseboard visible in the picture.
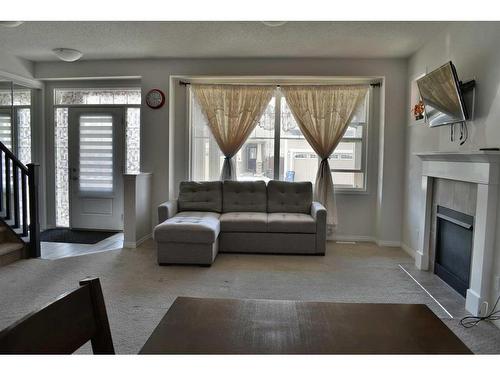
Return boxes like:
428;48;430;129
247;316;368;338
329;235;410;252
400;243;416;259
124;233;152;248
329;234;375;243
376;240;402;248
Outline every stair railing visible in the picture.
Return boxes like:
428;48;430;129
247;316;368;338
0;140;40;258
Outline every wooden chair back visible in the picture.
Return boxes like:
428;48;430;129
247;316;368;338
0;277;114;354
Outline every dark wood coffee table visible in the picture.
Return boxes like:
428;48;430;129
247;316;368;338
140;297;471;354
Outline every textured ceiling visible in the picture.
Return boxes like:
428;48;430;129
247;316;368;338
0;21;450;61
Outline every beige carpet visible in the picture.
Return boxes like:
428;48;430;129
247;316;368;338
1;240;499;354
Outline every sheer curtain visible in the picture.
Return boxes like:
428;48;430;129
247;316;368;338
191;84;274;180
281;85;368;226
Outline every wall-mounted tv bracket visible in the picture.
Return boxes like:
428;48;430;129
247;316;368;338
459;79;476;92
452;79;476;145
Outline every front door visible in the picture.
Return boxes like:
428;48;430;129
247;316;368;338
68;108;124;230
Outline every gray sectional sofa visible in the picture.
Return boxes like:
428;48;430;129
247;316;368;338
153;180;327;266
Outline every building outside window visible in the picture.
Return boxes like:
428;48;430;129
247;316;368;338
190;87;370;191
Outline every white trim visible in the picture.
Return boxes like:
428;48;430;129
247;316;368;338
123;233;151;249
376;240;401;247
328;235;407;250
0;71;42;89
330;234;375;243
41;76;141;81
400;243;416;259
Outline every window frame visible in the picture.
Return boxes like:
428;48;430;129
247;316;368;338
188;85;371;193
329;92;370;193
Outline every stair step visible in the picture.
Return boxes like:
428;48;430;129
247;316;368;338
0;225;9;242
0;242;25;266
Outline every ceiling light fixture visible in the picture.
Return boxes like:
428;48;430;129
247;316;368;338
262;21;287;27
0;21;24;27
52;48;83;62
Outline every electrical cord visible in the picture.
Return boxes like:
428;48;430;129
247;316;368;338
459;122;468;146
459;294;500;328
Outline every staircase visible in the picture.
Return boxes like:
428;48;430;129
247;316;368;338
0;140;40;266
0;222;26;266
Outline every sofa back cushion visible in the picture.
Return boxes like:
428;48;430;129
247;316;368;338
178;181;223;213
223;181;267;212
267;180;312;214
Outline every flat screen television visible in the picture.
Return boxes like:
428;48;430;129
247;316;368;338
416;61;468;127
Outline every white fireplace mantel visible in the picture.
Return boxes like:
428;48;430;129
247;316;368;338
415;151;500;315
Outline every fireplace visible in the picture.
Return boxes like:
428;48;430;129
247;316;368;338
415;151;500;315
434;205;473;297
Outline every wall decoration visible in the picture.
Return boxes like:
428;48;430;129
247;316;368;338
412;99;425;121
146;88;166;109
409;74;426;125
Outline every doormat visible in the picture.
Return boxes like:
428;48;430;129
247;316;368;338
40;229;119;244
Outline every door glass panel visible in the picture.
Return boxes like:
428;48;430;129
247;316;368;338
79;115;114;192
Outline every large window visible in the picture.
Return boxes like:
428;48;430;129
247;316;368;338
190;87;369;191
54;87;141;227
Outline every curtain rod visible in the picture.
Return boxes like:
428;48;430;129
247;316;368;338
179;80;381;87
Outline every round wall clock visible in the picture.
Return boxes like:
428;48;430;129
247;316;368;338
145;89;166;109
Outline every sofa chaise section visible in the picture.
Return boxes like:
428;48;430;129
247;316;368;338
154;181;222;265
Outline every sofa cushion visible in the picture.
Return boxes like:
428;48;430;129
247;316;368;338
219;212;268;232
223;181;267;212
267;181;313;214
178;181;222;213
267;213;316;233
153;211;220;243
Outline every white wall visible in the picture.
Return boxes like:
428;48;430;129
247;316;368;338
403;22;500;320
35;57;407;243
0;51;35;80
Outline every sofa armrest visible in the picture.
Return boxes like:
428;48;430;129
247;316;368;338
158;200;178;223
311;201;326;222
311;201;327;254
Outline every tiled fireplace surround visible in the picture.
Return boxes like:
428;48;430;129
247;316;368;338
415;151;500;315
